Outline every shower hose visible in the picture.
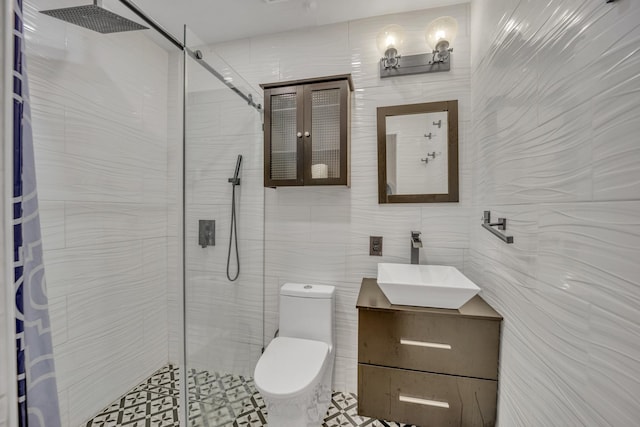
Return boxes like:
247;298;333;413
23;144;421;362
226;182;240;281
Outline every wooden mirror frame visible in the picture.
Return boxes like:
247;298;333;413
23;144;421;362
377;100;459;204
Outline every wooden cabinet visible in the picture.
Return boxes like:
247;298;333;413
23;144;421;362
357;278;502;427
261;75;353;187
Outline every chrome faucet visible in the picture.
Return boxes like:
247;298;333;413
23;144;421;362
411;231;422;264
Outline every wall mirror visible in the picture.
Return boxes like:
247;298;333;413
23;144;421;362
377;100;458;203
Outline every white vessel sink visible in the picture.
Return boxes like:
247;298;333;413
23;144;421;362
376;263;480;309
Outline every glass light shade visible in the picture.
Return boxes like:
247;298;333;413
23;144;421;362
424;16;458;51
376;24;405;55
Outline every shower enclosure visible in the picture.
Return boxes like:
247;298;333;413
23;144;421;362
19;0;265;425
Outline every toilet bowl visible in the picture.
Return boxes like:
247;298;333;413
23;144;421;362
254;283;335;427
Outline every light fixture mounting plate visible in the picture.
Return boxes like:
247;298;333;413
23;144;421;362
379;53;450;78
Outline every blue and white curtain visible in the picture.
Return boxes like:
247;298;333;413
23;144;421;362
13;0;62;425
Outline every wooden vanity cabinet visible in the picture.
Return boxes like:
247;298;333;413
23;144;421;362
261;75;353;187
357;278;502;427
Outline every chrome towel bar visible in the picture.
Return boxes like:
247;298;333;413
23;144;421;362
482;211;514;244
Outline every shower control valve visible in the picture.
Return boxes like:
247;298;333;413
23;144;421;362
198;220;216;248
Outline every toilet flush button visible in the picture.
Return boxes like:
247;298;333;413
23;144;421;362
304;285;312;289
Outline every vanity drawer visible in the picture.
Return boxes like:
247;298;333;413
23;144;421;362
358;364;497;427
358;309;500;380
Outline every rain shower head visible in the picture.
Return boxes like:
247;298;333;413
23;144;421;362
40;0;149;34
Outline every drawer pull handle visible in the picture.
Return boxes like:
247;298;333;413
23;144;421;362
399;395;450;409
400;339;452;350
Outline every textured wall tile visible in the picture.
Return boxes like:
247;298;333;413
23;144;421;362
56;388;70;427
48;296;68;348
187;166;264;209
265;241;348;284
55;313;145;398
474;102;594;205
333;283;360;363
24;4;173;422
587;305;640;426
143;298;171;368
470;0;640;425
35;149;144;203
333;355;358;394
65;280;155;342
419;206;471;249
30;94;66;153
184;268;264;359
276;22;351;81
65;202;167;247
44;240;144;299
39;201;66;250
185;134;262;176
592;46;640;201
65;327;156;426
265;202;312;242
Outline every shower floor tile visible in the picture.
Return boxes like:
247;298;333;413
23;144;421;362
85;365;414;427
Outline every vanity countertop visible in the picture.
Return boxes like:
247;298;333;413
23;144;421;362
357;278;502;321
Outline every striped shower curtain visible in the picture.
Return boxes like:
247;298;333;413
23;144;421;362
13;0;62;425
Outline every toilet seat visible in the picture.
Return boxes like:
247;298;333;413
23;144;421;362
254;336;329;400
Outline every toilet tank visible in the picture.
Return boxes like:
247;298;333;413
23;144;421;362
279;283;335;347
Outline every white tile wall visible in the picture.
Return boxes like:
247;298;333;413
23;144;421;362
469;0;640;425
23;0;176;424
208;4;472;393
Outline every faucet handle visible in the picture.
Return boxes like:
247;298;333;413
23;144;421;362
411;231;423;248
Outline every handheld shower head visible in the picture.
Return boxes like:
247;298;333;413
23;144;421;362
227;154;243;281
229;154;242;186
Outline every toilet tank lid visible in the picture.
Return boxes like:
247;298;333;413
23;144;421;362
281;283;335;298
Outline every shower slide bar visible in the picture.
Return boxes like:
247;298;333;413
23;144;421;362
187;49;262;111
117;0;262;112
482;211;514;244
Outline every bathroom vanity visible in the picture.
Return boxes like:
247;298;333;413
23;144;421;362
356;278;502;426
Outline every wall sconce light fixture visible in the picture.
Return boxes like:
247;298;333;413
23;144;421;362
376;24;405;70
378;16;458;78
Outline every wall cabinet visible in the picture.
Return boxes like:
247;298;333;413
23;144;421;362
261;75;353;187
357;278;502;427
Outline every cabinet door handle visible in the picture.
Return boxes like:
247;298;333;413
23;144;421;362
297;132;303;138
304;131;310;137
399;395;450;409
400;338;451;350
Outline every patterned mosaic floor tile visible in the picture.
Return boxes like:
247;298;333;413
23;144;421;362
86;365;413;427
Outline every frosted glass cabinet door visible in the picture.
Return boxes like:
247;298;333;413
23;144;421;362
262;75;352;187
264;85;305;186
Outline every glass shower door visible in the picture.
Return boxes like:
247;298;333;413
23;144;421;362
182;26;265;426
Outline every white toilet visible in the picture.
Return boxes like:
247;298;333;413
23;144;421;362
254;283;335;427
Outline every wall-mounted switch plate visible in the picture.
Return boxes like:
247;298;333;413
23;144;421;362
370;236;383;256
199;220;215;248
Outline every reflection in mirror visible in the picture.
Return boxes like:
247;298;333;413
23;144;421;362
377;101;458;203
385;112;448;195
